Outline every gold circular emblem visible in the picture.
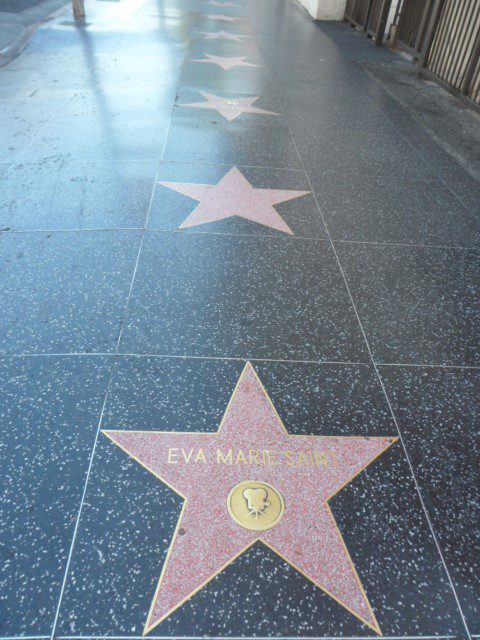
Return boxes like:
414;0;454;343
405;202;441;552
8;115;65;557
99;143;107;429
227;481;285;531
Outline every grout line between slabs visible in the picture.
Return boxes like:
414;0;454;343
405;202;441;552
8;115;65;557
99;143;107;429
5;159;303;172
377;362;480;371
331;238;480;252
251;12;473;640
4;93;77;174
2;226;480;253
0;636;461;640
4;156;453;183
47;354;117;640
1;352;479;371
107;354;371;365
53;636;462;640
47;94;177;640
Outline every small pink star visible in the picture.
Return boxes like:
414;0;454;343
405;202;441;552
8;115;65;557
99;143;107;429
191;53;260;71
178;92;279;121
203;12;241;21
196;30;249;41
159;166;310;234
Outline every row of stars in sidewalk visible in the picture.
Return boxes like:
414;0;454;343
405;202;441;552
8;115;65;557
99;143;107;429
99;4;397;637
164;13;309;234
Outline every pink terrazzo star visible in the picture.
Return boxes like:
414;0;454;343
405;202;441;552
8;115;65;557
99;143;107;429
159;166;309;234
103;362;397;635
191;52;259;70
178;92;279;121
196;29;249;41
203;12;241;21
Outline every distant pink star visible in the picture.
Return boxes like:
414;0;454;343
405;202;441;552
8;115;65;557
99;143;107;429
159;166;310;234
178;92;279;121
196;29;249;41
191;53;259;71
203;12;241;21
103;362;396;634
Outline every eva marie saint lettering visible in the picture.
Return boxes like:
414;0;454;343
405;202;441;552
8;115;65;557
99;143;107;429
167;447;337;467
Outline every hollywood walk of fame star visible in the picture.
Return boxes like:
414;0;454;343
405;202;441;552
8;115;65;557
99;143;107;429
191;53;259;71
203;12;241;21
103;363;397;634
159;166;309;234
178;92;279;121
196;29;249;41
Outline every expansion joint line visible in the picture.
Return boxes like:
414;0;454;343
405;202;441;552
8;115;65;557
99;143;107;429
244;7;472;639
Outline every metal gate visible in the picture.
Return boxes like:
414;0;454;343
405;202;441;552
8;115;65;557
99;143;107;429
391;0;480;109
366;0;392;42
424;0;480;105
345;0;393;45
345;0;371;30
395;0;434;57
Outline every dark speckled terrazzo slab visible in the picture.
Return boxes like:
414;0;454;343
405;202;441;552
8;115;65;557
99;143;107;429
286;102;436;180
55;357;465;637
0;231;141;354
0;160;157;231
23;119;171;163
21;91;173;162
310;171;480;249
187;36;260;60
187;16;253;39
178;52;272;94
0;88;73;163
336;242;480;366
379;366;480;634
0;355;112;636
104;356;245;431
119;232;368;361
162;111;301;169
103;357;392;434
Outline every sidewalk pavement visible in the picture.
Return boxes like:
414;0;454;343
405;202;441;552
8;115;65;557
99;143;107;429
0;0;69;65
0;0;479;638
